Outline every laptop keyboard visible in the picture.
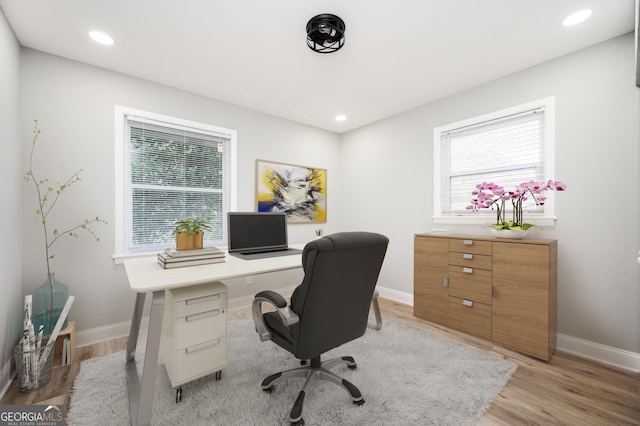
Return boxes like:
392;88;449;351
242;248;288;255
231;247;302;259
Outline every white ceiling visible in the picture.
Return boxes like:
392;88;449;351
0;0;635;133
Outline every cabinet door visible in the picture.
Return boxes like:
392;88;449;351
492;241;556;360
414;236;449;326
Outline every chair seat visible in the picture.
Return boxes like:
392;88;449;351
264;311;295;349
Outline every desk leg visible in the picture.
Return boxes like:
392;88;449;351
127;292;146;361
126;290;165;426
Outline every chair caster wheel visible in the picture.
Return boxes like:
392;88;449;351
215;370;222;381
353;399;365;406
262;386;274;393
290;419;305;425
348;364;358;370
175;387;183;403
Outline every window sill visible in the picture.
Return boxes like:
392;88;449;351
433;215;557;227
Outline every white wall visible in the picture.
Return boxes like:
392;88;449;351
0;8;22;392
19;48;341;333
13;31;640;369
341;33;640;354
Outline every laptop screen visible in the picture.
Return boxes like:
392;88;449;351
227;212;289;253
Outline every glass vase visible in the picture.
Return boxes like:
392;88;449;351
32;273;69;337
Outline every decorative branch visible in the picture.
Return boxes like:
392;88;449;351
24;120;108;276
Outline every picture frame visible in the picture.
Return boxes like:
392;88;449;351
256;159;327;223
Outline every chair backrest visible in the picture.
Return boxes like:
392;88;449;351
289;232;389;359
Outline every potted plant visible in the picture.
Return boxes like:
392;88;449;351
468;179;567;238
173;216;213;250
24;120;107;335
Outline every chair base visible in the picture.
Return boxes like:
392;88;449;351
262;355;364;424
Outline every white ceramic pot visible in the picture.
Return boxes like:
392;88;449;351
490;228;530;239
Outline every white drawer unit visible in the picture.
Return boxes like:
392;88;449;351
161;281;228;402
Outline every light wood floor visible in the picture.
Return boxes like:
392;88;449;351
2;298;639;425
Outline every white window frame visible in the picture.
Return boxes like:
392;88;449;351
433;97;556;226
113;106;237;261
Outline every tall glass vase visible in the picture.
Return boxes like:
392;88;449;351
32;273;69;337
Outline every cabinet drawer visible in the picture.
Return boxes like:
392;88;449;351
448;252;492;270
176;308;226;349
448;297;491;340
175;337;227;384
448;239;492;255
176;292;227;318
448;266;492;305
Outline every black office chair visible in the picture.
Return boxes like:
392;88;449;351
252;232;389;425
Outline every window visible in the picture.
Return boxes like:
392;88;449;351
115;107;237;258
434;97;555;225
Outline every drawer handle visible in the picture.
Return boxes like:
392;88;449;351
462;299;473;307
442;278;449;288
463;253;473;260
186;309;221;322
186;294;221;305
463;239;474;245
185;339;220;354
462;267;473;274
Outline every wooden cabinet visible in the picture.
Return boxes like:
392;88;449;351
414;236;449;325
413;234;557;361
161;281;228;393
492;242;557;361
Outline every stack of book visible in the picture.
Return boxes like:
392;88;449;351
157;247;226;269
61;337;71;366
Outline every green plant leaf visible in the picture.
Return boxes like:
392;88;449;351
173;216;214;235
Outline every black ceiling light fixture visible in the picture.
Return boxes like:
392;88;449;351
306;14;346;54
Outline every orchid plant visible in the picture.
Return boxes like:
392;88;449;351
467;180;567;231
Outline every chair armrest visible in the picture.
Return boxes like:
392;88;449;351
255;290;287;308
252;291;300;342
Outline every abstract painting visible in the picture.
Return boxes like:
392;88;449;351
256;160;326;223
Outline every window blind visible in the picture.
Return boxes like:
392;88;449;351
439;108;545;214
125;116;232;253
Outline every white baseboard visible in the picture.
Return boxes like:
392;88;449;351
71;286;639;374
376;285;413;306
556;333;640;373
3;286;636;401
377;286;640;373
75;317;150;348
75;286;300;349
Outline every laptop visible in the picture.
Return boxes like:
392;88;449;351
227;212;303;260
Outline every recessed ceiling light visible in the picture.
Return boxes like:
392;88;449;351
563;9;592;26
335;114;346;121
89;31;114;45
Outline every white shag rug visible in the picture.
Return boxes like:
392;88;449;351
68;318;516;425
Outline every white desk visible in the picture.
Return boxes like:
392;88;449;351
123;251;302;426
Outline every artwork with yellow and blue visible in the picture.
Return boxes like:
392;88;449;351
256;160;326;223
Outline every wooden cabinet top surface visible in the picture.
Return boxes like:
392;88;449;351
415;233;556;245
